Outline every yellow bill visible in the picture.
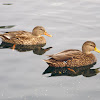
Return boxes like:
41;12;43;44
44;32;52;37
94;47;100;53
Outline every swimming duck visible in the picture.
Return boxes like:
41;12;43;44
0;26;52;46
44;41;100;68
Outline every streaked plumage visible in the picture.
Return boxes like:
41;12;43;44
0;26;52;45
44;41;100;68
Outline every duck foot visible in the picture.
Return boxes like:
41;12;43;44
12;44;16;50
67;68;76;73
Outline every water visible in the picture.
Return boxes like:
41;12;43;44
0;0;100;100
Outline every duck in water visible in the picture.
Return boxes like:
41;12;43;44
44;41;100;72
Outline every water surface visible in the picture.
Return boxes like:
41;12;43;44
0;0;100;100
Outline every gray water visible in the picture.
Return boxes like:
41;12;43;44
0;0;100;100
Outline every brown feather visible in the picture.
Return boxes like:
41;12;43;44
45;41;98;68
0;26;51;45
0;31;46;45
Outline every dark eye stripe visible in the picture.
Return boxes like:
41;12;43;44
40;29;45;32
90;45;95;48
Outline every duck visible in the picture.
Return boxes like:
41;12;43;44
0;26;52;46
44;41;100;70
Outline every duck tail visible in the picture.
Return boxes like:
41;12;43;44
46;55;53;58
43;59;57;67
0;34;3;37
0;34;10;40
43;59;53;64
0;34;4;39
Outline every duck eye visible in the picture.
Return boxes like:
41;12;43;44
40;29;43;31
40;29;45;32
90;45;95;48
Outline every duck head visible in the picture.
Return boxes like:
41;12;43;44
82;41;100;54
32;26;52;37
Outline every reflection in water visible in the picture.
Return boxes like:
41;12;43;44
0;42;52;55
43;62;100;77
3;3;12;5
0;25;15;29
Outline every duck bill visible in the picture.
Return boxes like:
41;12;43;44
94;47;100;53
44;32;52;37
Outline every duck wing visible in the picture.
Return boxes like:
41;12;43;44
15;32;32;40
1;31;31;40
47;49;82;61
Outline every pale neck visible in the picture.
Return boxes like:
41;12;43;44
32;31;41;37
82;46;91;54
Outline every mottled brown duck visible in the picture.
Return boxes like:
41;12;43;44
44;41;100;69
0;26;52;46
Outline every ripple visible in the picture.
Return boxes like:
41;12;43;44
51;2;64;6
